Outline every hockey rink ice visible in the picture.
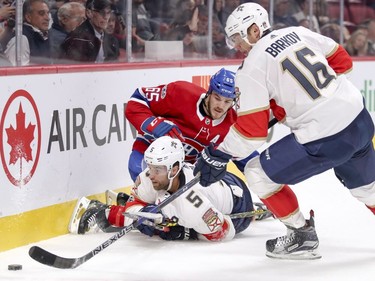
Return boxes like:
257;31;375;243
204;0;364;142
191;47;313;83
1;170;375;281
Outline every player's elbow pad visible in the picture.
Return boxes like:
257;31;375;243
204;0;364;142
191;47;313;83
199;215;236;242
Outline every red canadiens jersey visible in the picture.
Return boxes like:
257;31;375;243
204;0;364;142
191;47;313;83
126;81;237;162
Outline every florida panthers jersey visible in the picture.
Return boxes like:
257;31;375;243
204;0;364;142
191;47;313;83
130;164;237;240
126;81;237;162
219;26;364;158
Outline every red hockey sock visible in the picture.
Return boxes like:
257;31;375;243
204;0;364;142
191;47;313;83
261;185;299;218
366;205;375;215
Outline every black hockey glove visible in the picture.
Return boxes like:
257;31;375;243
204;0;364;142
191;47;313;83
159;225;198;241
135;204;158;237
193;143;232;187
116;192;130;206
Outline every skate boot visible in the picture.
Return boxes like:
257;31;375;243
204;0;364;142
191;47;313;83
105;190;130;206
77;200;119;234
117;192;130;206
265;210;321;260
254;202;274;221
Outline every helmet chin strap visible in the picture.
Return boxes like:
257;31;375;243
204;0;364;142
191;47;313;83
166;169;179;191
245;34;258;47
166;173;173;191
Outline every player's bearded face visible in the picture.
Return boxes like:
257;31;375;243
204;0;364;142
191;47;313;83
146;165;170;190
205;92;234;119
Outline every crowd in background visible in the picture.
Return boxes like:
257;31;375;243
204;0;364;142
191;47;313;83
0;0;374;66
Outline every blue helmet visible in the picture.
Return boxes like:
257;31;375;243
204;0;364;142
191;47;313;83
208;68;237;99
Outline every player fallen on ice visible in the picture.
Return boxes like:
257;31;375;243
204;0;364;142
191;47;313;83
125;67;258;181
193;3;375;259
69;136;272;241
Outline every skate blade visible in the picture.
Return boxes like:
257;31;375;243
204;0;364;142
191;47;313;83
266;249;322;260
105;190;118;205
68;197;91;234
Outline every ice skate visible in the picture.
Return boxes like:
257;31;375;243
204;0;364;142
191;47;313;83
265;210;321;260
105;190;130;206
105;190;118;205
77;200;112;234
69;197;111;234
68;197;91;234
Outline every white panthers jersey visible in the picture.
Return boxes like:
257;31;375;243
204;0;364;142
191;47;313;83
131;164;234;236
220;26;364;158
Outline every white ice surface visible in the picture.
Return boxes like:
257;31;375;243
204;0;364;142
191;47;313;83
1;170;375;281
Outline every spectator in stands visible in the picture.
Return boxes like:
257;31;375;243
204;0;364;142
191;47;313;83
144;0;176;25
253;0;269;12
70;0;88;5
220;0;240;27
314;0;329;26
180;4;229;57
162;0;199;56
132;0;159;52
164;0;198;39
213;0;224;26
60;0;118;63
272;22;287;30
367;0;375;9
111;9;126;52
104;10;120;61
5;0;51;66
50;0;66;25
0;0;15;30
49;2;86;60
363;19;375;55
273;0;299;27
293;0;320;33
0;0;16;53
345;29;374;56
320;22;350;44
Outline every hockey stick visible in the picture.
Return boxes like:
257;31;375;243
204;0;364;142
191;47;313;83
229;209;272;219
28;173;201;269
268;117;278;128
125;208;272;225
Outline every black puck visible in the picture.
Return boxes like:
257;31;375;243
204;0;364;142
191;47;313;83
8;264;22;271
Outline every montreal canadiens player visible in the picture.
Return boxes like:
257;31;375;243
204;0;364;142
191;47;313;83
193;3;375;259
70;136;269;241
125;68;257;181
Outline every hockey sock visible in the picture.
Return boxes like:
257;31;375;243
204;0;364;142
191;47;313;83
261;185;300;218
366;205;375;215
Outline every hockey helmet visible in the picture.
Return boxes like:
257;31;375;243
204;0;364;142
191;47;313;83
144;136;185;179
208;68;237;100
225;3;270;48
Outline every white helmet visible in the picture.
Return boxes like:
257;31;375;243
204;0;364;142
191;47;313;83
225;3;270;48
144;136;185;179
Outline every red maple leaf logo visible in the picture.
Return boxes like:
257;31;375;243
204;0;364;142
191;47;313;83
5;103;35;165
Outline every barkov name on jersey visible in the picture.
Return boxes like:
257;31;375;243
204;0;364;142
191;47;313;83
265;32;301;58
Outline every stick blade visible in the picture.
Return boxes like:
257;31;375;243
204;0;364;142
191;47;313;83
29;246;83;269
